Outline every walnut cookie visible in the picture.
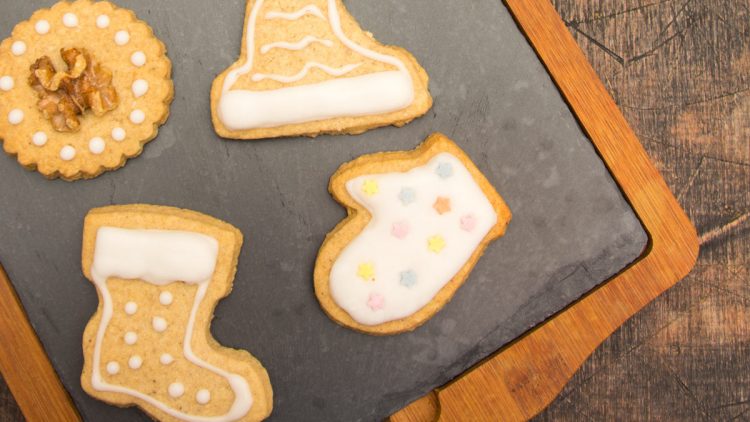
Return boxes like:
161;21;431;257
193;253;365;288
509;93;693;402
0;0;173;181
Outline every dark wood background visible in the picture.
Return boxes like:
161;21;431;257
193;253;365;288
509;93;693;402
1;0;748;420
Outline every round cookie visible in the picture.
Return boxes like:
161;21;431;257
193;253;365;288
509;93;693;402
0;0;173;180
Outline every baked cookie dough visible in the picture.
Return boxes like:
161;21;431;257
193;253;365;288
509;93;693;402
315;133;512;335
81;205;273;421
211;0;433;139
0;0;173;180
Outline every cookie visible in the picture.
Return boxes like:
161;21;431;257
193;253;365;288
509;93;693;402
0;1;173;180
211;0;433;139
314;133;512;335
81;205;273;421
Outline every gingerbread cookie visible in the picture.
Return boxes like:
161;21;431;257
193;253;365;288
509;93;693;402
0;1;173;180
81;205;273;421
314;134;512;335
211;0;432;139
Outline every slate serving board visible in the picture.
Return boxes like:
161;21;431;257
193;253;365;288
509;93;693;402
0;0;648;421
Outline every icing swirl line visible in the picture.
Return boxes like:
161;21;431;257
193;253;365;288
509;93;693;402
265;5;326;21
252;62;361;83
260;35;334;54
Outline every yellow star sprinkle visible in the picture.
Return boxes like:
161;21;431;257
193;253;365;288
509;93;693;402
427;235;446;253
357;262;376;281
362;179;379;196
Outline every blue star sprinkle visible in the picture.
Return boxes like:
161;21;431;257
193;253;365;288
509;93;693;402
436;162;454;179
400;270;418;288
398;187;416;206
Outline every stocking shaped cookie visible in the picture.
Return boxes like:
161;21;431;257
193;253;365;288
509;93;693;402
211;0;432;139
81;205;272;421
315;134;512;335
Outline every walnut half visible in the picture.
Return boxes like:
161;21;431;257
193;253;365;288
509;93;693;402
28;48;119;133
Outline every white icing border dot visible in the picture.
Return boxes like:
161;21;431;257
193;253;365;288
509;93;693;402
59;145;76;161
132;79;149;98
62;13;78;28
196;389;211;405
11;41;26;56
32;131;47;146
106;361;120;375
35;20;50;35
152;316;167;333
128;355;143;369
130;109;145;124
96;14;110;29
89;137;105;155
114;30;130;46
0;76;14;92
159;291;173;306
160;353;174;365
124;301;137;315
168;382;184;398
8;109;23;125
131;51;146;67
124;331;137;345
111;127;126;142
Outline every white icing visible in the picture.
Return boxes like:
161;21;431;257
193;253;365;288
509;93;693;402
131;51;146;67
89;227;253;421
32;131;47;146
124;331;138;345
11;41;26;56
129;109;145;124
329;153;498;326
106;361;120;375
89;137;105;155
252;62;360;83
8;109;23;125
0;76;13;91
217;0;414;130
111;127;126;142
60;145;76;161
160;353;174;365
160;291;173;306
265;5;326;21
168;382;185;398
114;30;130;46
132;79;149;97
196;389;211;405
96;15;110;29
128;355;143;370
35;20;50;35
152;316;167;332
260;35;333;54
63;13;78;28
124;301;138;315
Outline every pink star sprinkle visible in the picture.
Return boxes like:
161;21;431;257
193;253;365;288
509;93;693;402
391;221;410;239
367;293;385;311
460;214;477;232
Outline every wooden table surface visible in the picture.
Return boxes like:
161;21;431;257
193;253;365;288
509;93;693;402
2;0;748;420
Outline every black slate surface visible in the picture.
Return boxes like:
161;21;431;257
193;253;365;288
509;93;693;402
0;1;648;421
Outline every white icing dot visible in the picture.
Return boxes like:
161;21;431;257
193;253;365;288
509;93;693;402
159;291;173;306
160;353;174;365
96;15;110;29
124;331;137;345
132;79;149;98
111;127;126;141
152;316;167;333
129;109;145;124
196;389;211;405
32;132;47;146
62;13;78;28
59;145;76;161
0;76;14;91
8;109;23;125
131;51;146;67
11;41;26;56
106;361;120;375
35;20;50;35
168;383;184;398
128;355;143;369
124;301;137;315
114;30;130;46
89;137;105;154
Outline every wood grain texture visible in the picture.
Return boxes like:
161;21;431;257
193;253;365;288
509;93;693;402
1;0;743;421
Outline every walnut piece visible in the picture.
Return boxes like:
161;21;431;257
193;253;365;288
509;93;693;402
28;48;119;132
